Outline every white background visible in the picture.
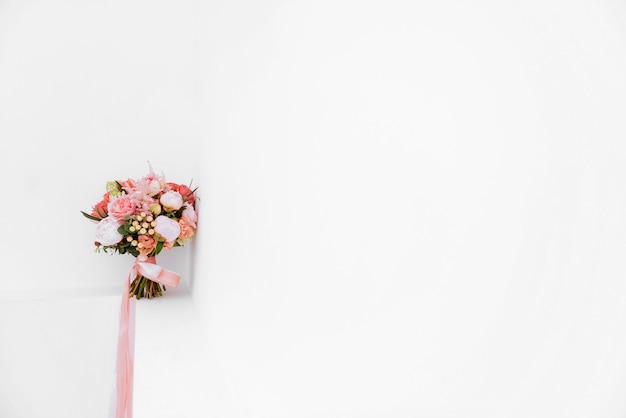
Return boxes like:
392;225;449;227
2;1;626;417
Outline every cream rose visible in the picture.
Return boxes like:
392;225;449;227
160;191;184;211
154;215;180;242
182;204;197;228
148;180;162;196
95;217;124;246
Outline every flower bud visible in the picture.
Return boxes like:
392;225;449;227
150;204;162;216
106;181;122;197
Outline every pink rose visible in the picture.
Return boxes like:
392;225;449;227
178;184;195;205
91;192;110;219
107;196;137;220
137;234;157;257
154;215;180;242
95;217;124;246
178;217;195;240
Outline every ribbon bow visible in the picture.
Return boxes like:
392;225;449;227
133;258;181;289
113;257;180;418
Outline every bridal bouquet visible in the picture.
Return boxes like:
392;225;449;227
81;163;198;299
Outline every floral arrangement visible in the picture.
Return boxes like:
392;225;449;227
82;163;198;299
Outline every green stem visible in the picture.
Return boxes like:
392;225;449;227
128;274;166;300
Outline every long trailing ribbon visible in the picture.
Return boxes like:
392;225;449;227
113;256;180;418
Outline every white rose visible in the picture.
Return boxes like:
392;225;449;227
182;204;197;227
160;191;184;211
95;217;124;246
154;215;181;242
148;180;162;196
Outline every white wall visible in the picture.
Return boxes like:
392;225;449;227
0;0;198;293
190;1;626;417
0;2;199;416
2;1;626;417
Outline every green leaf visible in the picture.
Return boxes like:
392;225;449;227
174;206;186;218
81;211;102;222
155;240;164;255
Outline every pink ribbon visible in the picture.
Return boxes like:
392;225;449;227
114;256;180;418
